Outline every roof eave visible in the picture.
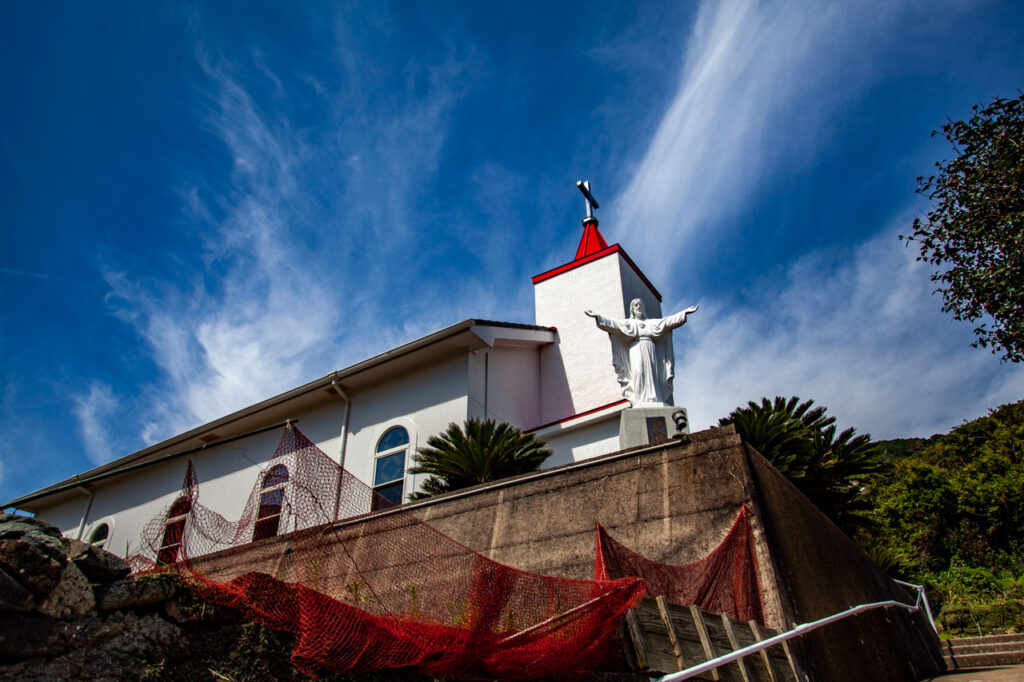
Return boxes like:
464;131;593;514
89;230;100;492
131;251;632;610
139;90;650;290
5;318;555;510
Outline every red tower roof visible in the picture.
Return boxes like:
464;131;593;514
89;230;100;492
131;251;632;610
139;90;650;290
574;220;609;260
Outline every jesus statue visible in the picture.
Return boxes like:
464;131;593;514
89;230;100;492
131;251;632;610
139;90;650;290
585;299;699;407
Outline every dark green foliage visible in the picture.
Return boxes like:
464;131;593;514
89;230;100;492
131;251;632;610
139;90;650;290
874;437;929;463
867;461;958;573
732;397;1024;635
408;418;552;499
720;396;886;533
861;544;913;580
863;400;1024;635
901;93;1024;362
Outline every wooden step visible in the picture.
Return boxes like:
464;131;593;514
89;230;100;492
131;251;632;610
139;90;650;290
625;598;799;681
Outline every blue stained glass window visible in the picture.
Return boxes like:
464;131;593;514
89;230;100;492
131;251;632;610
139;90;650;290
373;426;409;510
375;451;406;485
377;427;409;453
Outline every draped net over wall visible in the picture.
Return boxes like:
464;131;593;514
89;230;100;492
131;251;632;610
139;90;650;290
594;506;765;624
134;425;647;679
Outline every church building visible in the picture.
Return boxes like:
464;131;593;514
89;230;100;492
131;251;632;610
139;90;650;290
4;182;695;558
3;184;947;682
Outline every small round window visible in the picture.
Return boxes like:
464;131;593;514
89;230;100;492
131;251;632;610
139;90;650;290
89;523;110;549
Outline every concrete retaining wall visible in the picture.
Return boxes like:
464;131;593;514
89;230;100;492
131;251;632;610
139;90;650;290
191;425;945;681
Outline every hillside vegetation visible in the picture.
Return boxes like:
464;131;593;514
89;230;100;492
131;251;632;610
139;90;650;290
723;396;1024;636
863;400;1024;636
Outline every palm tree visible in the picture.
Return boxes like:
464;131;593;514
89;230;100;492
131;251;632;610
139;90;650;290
408;419;552;499
720;396;887;532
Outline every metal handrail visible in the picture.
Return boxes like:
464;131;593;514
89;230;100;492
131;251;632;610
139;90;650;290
656;582;930;681
895;579;937;633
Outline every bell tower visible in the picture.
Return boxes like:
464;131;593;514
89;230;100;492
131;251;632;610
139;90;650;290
532;182;662;424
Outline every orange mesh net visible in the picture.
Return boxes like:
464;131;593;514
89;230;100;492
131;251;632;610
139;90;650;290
593;505;765;624
134;425;645;679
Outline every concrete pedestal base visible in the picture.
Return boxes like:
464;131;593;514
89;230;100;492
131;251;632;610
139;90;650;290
618;406;690;450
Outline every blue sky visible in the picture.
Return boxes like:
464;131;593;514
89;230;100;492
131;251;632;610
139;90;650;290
2;1;1023;504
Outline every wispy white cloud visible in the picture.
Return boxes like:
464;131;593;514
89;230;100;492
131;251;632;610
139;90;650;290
611;0;898;285
675;228;1024;439
618;0;1024;438
72;381;121;465
81;13;477;449
100;54;341;442
70;0;1015;465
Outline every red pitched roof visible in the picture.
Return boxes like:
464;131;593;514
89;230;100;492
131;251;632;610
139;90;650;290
574;220;609;260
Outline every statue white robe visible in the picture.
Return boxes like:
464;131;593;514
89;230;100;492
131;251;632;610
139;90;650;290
591;309;693;406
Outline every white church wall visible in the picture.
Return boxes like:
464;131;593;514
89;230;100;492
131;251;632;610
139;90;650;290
342;351;470;502
534;403;626;467
534;254;634;423
293;399;348;465
32;495;88;540
467;346;541;427
36;398;352;557
25;346;486;557
548;418;622;465
33;442;272;557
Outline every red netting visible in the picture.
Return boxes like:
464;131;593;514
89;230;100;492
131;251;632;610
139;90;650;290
593;505;765;624
133;425;645;679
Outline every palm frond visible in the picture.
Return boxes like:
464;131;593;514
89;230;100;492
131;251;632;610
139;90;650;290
409;418;552;498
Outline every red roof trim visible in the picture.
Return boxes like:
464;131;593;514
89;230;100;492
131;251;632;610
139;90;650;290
528;399;629;433
531;244;663;302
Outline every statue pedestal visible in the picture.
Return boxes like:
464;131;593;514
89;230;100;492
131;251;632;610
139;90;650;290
619;406;690;450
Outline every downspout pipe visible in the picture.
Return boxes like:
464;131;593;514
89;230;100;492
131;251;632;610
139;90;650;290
331;379;351;469
330;379;351;522
75;486;95;541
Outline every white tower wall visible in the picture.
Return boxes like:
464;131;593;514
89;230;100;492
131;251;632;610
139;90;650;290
533;250;661;424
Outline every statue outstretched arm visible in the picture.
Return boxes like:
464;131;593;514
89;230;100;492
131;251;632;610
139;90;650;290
662;304;699;330
585;309;631;335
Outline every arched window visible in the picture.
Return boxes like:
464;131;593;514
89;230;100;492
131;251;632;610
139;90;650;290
372;426;408;511
89;523;110;550
253;464;289;541
158;497;191;564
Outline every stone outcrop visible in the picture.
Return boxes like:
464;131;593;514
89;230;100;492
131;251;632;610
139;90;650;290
0;513;406;681
0;513;195;680
96;572;179;612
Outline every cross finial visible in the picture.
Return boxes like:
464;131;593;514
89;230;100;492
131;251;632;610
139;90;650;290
576;180;599;225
